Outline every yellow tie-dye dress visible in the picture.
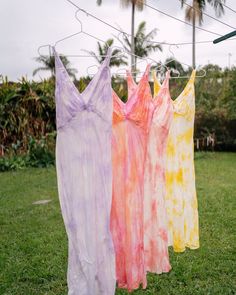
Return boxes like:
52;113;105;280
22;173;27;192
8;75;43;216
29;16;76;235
164;70;199;252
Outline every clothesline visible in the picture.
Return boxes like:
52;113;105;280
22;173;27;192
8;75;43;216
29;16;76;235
64;0;236;46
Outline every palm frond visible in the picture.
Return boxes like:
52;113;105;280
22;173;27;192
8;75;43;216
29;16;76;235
82;49;101;64
120;0;130;10
98;42;104;57
122;33;131;49
143;28;157;42
33;54;77;78
134;0;146;11
136;21;146;37
120;0;145;11
33;67;49;76
207;0;225;16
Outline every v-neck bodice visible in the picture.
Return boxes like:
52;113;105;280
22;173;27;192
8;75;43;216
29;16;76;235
53;46;112;130
112;64;152;132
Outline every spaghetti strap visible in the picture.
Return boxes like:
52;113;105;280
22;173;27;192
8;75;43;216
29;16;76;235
163;70;170;89
152;70;162;97
144;63;151;79
189;69;196;83
104;46;112;67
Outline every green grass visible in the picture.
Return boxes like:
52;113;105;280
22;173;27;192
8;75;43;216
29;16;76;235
0;152;235;295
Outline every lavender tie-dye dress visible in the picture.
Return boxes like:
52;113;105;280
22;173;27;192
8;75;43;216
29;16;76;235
53;47;116;295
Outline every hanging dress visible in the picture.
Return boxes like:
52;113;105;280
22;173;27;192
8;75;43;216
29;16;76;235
143;71;172;273
110;65;152;291
54;47;116;295
127;70;172;274
165;70;200;252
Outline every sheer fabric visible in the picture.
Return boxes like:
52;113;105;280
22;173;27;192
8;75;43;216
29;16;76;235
143;71;172;273
54;47;116;295
111;65;152;291
127;71;172;274
165;70;200;252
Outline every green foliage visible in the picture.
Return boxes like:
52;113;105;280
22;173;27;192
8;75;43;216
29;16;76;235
26;134;55;168
112;76;128;102
33;54;78;80
194;65;236;145
74;76;92;93
0;155;26;172
119;21;162;76
1;64;236;162
0;76;55;150
0;134;55;171
83;38;128;68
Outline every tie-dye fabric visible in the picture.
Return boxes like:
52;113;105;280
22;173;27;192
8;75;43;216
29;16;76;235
54;47;116;295
111;65;152;291
127;70;172;274
152;70;161;97
165;70;200;252
143;71;172;273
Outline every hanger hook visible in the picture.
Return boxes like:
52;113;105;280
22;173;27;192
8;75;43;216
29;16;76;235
38;44;51;57
75;9;83;32
54;10;83;48
74;8;110;49
197;68;206;77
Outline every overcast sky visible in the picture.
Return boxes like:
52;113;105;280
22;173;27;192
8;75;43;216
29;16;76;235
1;0;235;81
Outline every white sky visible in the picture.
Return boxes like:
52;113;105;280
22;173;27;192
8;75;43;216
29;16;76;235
0;0;235;81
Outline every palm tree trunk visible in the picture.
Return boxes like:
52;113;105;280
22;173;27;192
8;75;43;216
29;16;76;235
192;3;196;69
131;2;135;75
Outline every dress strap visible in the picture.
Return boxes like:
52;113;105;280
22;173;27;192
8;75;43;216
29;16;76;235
152;70;161;85
152;70;162;97
162;70;170;89
144;63;151;79
52;46;63;69
52;46;61;61
189;69;196;84
103;46;112;67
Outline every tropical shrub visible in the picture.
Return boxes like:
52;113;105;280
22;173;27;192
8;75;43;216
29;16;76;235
0;64;236;169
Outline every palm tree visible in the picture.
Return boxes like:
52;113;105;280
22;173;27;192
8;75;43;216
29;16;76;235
163;57;186;75
180;0;225;68
151;57;187;82
33;55;78;80
119;21;162;80
83;39;128;67
97;0;146;73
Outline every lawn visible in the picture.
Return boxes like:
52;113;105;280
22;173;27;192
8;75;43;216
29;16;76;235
0;152;235;295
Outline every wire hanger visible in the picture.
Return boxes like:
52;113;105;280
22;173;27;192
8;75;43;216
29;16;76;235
148;45;179;81
168;44;206;78
38;9;112;58
73;10;147;77
153;44;206;79
38;9;154;79
114;32;159;78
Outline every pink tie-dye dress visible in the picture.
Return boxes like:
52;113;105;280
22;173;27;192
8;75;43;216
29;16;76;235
110;65;152;292
127;71;172;274
143;71;172;273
